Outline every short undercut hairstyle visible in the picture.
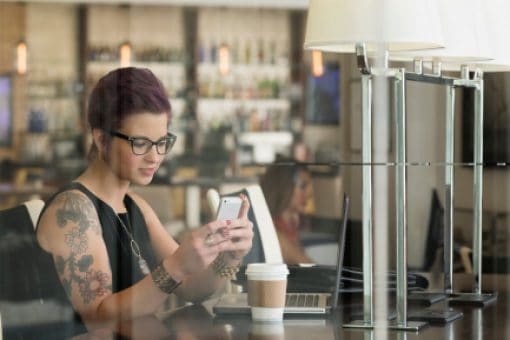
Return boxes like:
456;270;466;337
86;67;171;159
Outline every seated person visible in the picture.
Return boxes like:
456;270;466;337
260;159;314;264
36;67;254;335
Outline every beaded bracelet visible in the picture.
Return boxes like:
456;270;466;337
151;262;182;294
211;253;241;280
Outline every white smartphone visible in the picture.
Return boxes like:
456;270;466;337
216;196;243;221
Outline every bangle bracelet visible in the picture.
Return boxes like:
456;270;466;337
211;253;240;280
151;262;182;294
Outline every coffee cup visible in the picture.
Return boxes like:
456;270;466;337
246;263;289;322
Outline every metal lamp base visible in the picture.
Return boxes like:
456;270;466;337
344;320;428;332
388;320;428;331
448;292;497;307
407;308;463;325
408;291;448;306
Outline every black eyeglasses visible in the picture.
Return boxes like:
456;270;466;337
107;130;177;155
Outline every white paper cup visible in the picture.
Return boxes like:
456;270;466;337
246;263;289;322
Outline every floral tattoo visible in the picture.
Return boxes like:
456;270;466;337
55;191;111;304
79;270;111;304
65;227;88;254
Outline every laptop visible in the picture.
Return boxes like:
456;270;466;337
213;194;350;316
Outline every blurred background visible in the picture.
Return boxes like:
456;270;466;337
0;0;508;275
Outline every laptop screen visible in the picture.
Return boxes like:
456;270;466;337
284;193;350;300
332;194;350;309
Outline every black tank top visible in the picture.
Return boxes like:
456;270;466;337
34;182;160;337
38;182;159;292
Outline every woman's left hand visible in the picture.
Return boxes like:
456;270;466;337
221;194;253;263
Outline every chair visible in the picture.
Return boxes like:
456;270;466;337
0;200;82;338
23;199;45;228
0;200;49;301
209;185;343;265
207;185;283;264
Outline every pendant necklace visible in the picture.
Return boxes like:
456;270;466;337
115;214;151;275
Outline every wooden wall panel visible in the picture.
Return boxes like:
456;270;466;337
0;3;25;74
0;3;26;159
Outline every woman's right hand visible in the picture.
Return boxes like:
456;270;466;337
166;220;232;280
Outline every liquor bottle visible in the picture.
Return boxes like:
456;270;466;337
210;38;217;64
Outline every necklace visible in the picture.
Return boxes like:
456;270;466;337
115;213;151;275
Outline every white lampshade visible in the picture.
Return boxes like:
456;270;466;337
441;0;510;72
304;0;444;53
390;0;492;63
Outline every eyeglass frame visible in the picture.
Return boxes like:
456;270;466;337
106;130;177;155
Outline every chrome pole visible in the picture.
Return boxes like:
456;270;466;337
473;76;484;294
395;68;407;325
343;43;375;330
362;72;374;324
444;85;455;294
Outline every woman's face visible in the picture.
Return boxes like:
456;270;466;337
289;170;312;213
106;112;169;185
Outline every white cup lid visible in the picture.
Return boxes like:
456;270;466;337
246;263;289;278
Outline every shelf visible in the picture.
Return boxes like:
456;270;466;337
169;98;186;118
197;98;289;111
196;98;290;128
27;80;79;99
198;62;289;74
87;61;185;75
237;131;293;164
238;131;293;145
28;96;78;101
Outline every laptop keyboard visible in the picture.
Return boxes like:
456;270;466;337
285;293;320;308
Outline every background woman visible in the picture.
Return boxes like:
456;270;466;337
260;160;313;264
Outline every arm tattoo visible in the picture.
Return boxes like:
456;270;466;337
55;191;101;235
54;191;112;304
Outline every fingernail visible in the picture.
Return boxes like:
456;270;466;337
226;220;232;225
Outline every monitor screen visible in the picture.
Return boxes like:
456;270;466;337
305;61;340;125
423;189;444;270
0;75;13;147
462;72;510;167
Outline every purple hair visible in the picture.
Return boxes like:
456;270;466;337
87;67;171;159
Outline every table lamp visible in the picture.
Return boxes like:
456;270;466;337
388;0;498;317
441;0;510;73
304;0;443;332
439;0;510;307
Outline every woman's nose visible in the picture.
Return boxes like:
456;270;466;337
144;145;161;162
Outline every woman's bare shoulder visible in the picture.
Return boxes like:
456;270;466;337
127;190;156;219
37;189;101;251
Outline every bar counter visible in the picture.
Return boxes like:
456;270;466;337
72;273;509;339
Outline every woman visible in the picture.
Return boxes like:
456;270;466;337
260;161;313;264
36;67;253;334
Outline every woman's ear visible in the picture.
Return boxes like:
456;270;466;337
91;128;107;155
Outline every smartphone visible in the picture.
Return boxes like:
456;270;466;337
216;196;243;221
